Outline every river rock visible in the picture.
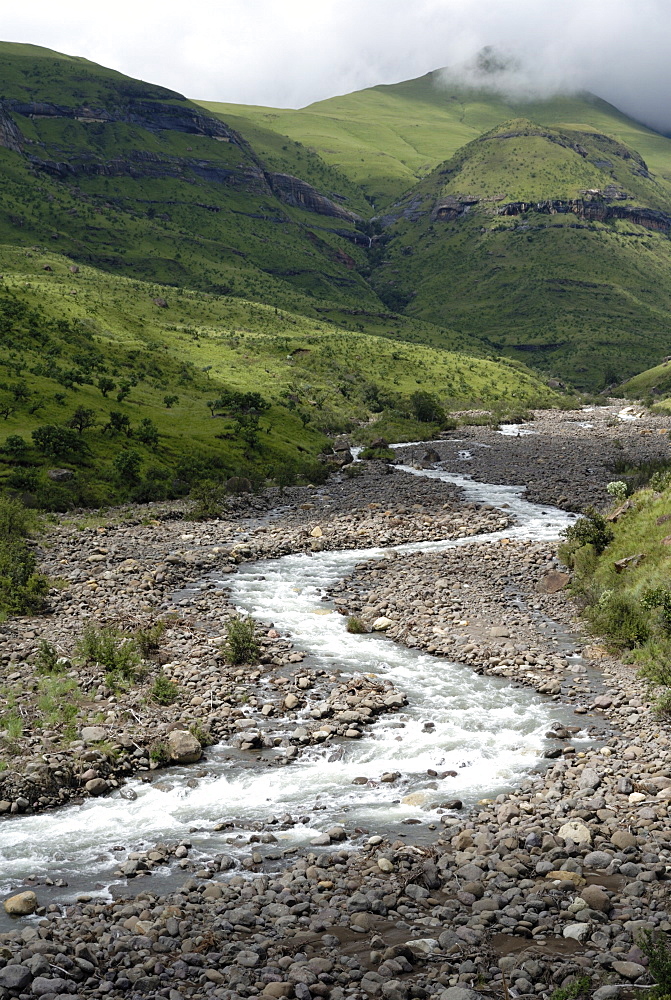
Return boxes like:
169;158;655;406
563;922;591;942
4;891;38;915
167;730;202;763
581;884;611;912
81;726;107;742
612;961;646;980
612;829;638;849
536;570;570;593
263;985;293;998
85;778;109;796
439;989;483;1000
0;965;32;989
372;617;394;630
559;820;592;845
31;976;69;996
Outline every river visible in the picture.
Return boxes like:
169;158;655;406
0;455;588;909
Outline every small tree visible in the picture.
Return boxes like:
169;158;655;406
163;394;179;408
32;425;83;458
116;380;131;403
104;411;131;436
136;418;159;450
3;435;28;460
67;406;96;434
113;448;142;483
98;376;116;397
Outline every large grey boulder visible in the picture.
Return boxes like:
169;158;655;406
167;730;202;764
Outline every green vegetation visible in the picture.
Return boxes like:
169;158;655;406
151;673;179;706
346;616;367;634
0;496;49;617
149;740;171;764
75;624;141;684
548;977;591;1000
34;639;65;674
560;476;671;712
638;929;671;999
222;616;260;665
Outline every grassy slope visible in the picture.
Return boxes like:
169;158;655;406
0;242;563;506
0;44;391;319
200;72;671;209
366;120;671;389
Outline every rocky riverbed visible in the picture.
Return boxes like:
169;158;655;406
396;403;671;511
0;408;669;1000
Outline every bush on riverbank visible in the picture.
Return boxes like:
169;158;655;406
0;497;49;619
561;480;671;712
221;616;260;665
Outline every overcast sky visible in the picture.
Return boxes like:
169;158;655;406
3;0;671;132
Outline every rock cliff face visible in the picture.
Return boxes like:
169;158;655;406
267;172;361;222
0;107;22;153
497;198;671;233
4;98;239;141
27;150;259;189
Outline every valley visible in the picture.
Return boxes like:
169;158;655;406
0;36;670;1000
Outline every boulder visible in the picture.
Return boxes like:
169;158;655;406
81;726;107;743
372;617;394;631
47;468;74;482
85;778;109;796
0;965;31;989
537;570;570;593
4;891;38;916
167;730;202;764
559;820;592;845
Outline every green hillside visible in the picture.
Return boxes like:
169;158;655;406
368;120;671;388
200;71;671;210
0;242;563;508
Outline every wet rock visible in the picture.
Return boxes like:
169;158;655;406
85;778;109;796
167;729;202;764
4;891;38;915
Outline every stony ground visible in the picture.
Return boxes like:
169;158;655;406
395;403;671;511
0;408;669;1000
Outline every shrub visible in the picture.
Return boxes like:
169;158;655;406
587;592;650;649
34;639;65;674
151;673;179;706
0;497;50;618
4;435;28;459
606;480;628;503
359;446;395;461
189;721;214;747
222;616;260;665
560;507;614;566
76;625;140;682
638;929;671;998
150;740;170;764
190;480;227;520
641;587;671;634
346;616;367;634
134;621;166;657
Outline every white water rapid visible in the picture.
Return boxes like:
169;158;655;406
0;453;584;903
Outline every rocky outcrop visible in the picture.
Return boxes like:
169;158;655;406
431;195;479;221
5;98;239;141
497;198;671;233
0;105;22;153
267;172;361;222
27;149;256;189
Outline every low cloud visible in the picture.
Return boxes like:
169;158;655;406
2;0;671;133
